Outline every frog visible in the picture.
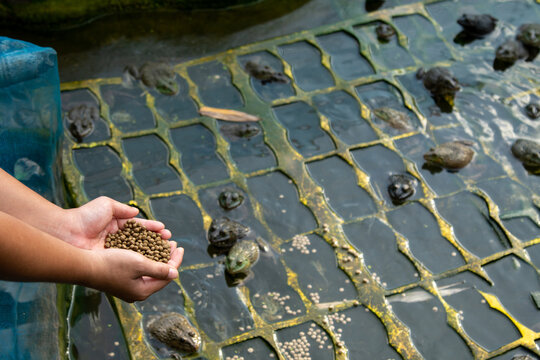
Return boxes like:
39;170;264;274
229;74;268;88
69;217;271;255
524;103;540;120
511;139;540;170
416;67;461;98
65;104;98;142
218;190;244;210
208;217;250;248
124;62;179;95
251;292;283;322
220;123;260;140
372;107;411;130
225;239;260;275
495;39;528;64
511;355;535;360
387;174;417;204
457;14;497;38
365;0;385;12
423;140;475;171
375;23;396;42
147;313;201;354
244;60;289;85
516;23;540;49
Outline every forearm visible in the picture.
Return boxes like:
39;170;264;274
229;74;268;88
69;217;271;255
0;210;95;286
0;168;68;239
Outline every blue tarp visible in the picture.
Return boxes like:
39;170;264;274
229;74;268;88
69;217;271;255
0;37;63;360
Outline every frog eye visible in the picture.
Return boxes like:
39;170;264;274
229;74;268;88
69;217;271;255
236;260;243;266
188;331;196;337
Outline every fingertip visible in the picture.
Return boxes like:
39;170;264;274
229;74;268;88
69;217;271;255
167;267;178;279
160;229;172;239
169;247;184;268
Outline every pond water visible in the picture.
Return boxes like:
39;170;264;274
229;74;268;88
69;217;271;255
5;0;540;359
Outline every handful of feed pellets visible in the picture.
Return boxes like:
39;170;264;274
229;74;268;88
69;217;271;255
105;219;171;263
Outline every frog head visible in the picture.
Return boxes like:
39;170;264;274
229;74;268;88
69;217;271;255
169;325;201;353
437;75;460;95
225;253;250;275
496;41;522;63
155;77;179;96
423;148;445;167
457;14;476;29
517;24;540;48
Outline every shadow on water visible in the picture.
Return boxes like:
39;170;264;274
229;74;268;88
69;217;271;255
0;0;336;81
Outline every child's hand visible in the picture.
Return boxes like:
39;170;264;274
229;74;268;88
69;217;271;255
88;244;184;303
64;196;171;250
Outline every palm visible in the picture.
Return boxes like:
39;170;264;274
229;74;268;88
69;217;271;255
65;197;171;250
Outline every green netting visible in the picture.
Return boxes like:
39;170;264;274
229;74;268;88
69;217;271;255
60;1;540;359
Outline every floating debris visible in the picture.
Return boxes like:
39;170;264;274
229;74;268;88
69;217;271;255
199;106;261;122
13;157;44;181
291;234;311;254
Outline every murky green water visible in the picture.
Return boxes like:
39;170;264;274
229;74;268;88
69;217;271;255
7;0;540;359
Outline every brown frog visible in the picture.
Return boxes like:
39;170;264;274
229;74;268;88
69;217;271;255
416;67;460;98
245;60;289;85
375;23;396;42
511;355;535;360
511;139;540;170
147;313;201;354
208;217;250;248
457;14;497;38
220;123;261;140
372;107;411;130
124;62;179;95
218;190;244;210
495;39;528;64
516;23;540;49
365;0;385;12
65;104;98;142
423;140;475;171
525;103;540;120
387;174;417;205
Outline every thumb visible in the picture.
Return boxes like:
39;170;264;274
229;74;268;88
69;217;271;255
110;199;139;219
138;260;178;280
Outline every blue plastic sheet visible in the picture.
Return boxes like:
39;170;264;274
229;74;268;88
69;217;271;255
0;37;63;360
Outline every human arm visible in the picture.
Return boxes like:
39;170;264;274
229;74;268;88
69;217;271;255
0;168;170;248
0;210;183;302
